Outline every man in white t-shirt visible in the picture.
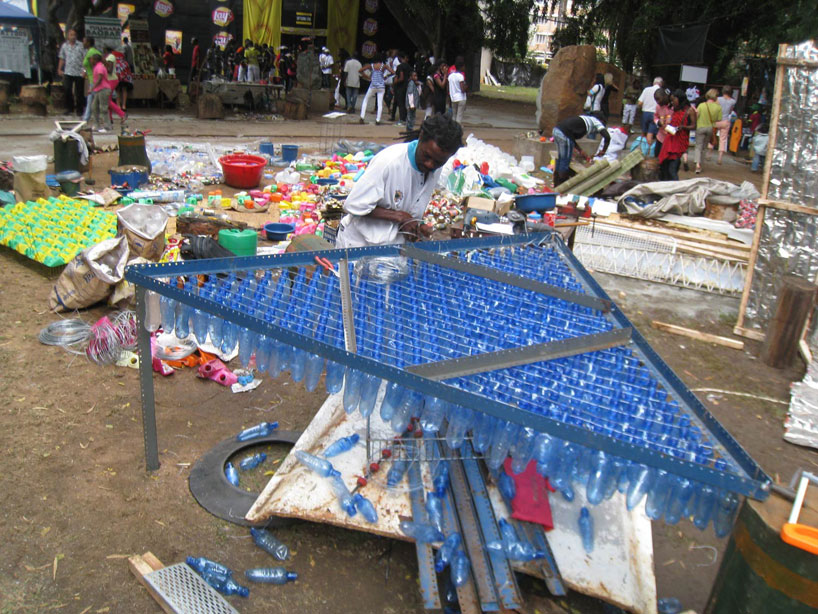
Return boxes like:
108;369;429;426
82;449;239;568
319;46;333;89
448;59;466;123
343;54;362;112
336;114;463;248
637;76;663;143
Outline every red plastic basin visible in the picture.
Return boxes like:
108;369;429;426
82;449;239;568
219;154;267;189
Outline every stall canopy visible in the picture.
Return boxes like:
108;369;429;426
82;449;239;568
0;1;44;77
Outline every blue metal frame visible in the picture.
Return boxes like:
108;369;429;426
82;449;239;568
125;234;771;499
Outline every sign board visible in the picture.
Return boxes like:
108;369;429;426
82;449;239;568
0;29;31;75
165;30;182;54
85;16;122;52
118;3;135;25
680;64;708;84
129;19;154;76
154;0;174;17
281;0;327;32
212;6;234;27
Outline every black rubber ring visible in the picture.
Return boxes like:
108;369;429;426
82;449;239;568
188;430;302;528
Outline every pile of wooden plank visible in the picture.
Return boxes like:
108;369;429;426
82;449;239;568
555;150;644;196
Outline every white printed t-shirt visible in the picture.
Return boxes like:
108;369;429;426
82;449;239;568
448;71;466;103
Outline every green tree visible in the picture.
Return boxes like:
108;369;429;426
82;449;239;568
483;0;537;60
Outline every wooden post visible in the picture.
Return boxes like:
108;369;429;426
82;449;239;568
760;275;817;368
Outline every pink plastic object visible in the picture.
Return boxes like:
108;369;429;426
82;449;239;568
198;359;238;386
249;189;264;199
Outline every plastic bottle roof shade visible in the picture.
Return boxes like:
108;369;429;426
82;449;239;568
125;233;771;501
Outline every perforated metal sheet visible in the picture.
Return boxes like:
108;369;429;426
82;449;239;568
143;563;239;614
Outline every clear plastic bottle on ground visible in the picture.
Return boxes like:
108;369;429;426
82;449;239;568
399;520;444;543
245;567;298;584
225;462;239;486
239;452;266;471
236;421;279;441
249;527;290;561
294;450;340;478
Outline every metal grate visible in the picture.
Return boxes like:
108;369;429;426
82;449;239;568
143;563;239;614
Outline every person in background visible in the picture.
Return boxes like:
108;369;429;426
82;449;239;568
406;69;420;131
384;49;398;121
447;55;466;117
686;83;701;104
600;73;618;123
552;111;611;186
393;51;412;126
57;28;85;116
319;46;333;89
89;55;112;133
658;89;696;181
431;61;448;115
102;47;127;127
343;51;362;112
359;54;391;125
81;37;102;121
653;88;672;158
41;38;56;97
162;44;175;75
751;122;769;173
122;36;134;71
637;77;663;146
336;114;463;248
694;88;721;174
190;38;201;87
715;86;736;165
585;73;604;114
244;41;260;82
448;58;467;123
335;48;349;108
621;79;640;130
748;104;762;133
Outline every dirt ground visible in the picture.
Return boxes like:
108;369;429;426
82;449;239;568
1;97;816;614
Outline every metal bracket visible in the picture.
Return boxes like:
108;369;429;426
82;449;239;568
134;286;160;472
406;327;632;380
401;244;611;313
406;445;441;610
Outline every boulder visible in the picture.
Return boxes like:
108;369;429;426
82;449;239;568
537;45;597;135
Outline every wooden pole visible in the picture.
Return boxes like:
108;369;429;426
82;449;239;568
760;275;817;368
555;159;610;193
734;43;789;337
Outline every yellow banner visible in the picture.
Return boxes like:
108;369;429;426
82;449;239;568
327;0;359;57
243;0;282;50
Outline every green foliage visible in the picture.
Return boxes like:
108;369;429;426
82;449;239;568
483;0;537;60
553;0;818;79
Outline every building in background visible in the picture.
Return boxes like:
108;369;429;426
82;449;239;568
528;0;570;64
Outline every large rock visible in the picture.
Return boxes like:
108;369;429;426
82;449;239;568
537;45;597;135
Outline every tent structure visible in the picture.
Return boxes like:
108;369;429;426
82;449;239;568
0;1;45;79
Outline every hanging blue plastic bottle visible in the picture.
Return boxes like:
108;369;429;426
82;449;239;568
323;433;360;458
293;450;340;478
386;458;409;489
343;367;364;414
585;450;615;506
250;527;290;561
159;292;177;335
433;462;450;496
174;280;194;339
192;282;214;345
225;462;239;486
498;470;516;503
420;396;447;434
239;452;266;471
379;381;405;422
713;491;740;538
329;475;357;517
245;567;298;584
692;483;717;531
626;464;655;511
510;427;536;475
238;325;256;369
578;507;594;553
352;493;378;523
645;470;672;520
472;413;496;454
325;360;345;394
435;532;462;572
391;390;420;433
236;421;279;441
426;493;444;533
400;520;444;543
664;477;695;525
657;597;683;614
487;421;520;471
450;550;470;587
445;405;473;450
256;335;274;373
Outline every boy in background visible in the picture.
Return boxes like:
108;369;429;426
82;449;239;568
406;70;420;131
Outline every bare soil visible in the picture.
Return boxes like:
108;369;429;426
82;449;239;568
0;98;814;614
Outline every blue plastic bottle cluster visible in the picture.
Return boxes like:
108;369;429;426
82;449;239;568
158;245;744;536
186;556;249;597
486;518;546;562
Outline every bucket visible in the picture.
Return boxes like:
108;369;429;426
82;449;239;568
704;495;818;614
264;222;295;241
281;145;299;163
55;170;82;196
53;139;81;173
259;142;275;156
118;135;152;173
218;228;258;256
219;154;266;189
109;165;149;191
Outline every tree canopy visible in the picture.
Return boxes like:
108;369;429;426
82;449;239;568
553;0;818;79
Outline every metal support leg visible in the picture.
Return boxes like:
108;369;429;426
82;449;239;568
135;286;160;471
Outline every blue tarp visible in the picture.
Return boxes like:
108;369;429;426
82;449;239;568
0;1;42;23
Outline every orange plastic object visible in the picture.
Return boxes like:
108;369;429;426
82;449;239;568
781;523;818;555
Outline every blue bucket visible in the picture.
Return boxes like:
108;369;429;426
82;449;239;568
259;142;275;156
109;165;149;191
281;145;299;163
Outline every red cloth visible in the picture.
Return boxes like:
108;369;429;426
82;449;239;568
502;457;555;530
659;107;691;163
